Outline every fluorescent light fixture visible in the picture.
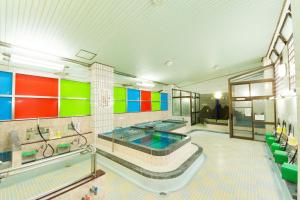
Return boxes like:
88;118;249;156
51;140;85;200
270;51;278;63
11;55;64;71
274;37;285;54
136;81;155;88
280;14;293;41
278;63;286;77
214;91;222;99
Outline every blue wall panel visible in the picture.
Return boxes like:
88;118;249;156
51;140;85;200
0;97;12;120
161;102;168;111
127;101;140;112
127;89;140;101
0;71;13;95
160;93;168;102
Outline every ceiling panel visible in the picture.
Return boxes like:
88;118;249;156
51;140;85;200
0;0;283;85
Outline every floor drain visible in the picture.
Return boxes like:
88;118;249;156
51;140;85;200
160;192;167;196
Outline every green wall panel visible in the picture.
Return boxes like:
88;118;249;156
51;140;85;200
114;87;126;100
152;101;161;111
60;99;90;117
61;79;90;98
151;92;160;101
114;101;126;113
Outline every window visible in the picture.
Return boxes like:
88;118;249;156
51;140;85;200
127;89;141;112
0;71;12;120
151;92;160;111
15;74;59;119
114;87;126;113
60;79;91;117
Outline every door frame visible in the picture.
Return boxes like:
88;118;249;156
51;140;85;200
228;65;276;141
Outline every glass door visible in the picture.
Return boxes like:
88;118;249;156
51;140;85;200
253;99;275;141
232;100;253;139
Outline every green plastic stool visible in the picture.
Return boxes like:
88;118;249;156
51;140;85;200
266;137;276;146
22;150;38;157
57;143;71;148
274;150;288;164
265;131;273;140
281;163;298;183
271;143;285;154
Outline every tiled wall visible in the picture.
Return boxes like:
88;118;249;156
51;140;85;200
0;116;92;159
113;111;171;128
91;63;114;135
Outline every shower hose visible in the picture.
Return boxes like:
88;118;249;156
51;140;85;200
37;124;55;158
71;121;88;147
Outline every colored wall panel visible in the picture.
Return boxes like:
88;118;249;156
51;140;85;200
114;87;126;100
15;74;58;96
0;97;12;120
61;79;90;98
127;89;140;101
152;101;161;111
161;102;168;111
141;91;151;101
60;99;90;117
141;101;151;112
127;101;140;112
161;93;168;102
114;101;126;113
0;71;12;95
15;98;58;119
151;92;160;101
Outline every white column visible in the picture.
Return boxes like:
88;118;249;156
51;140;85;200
91;63;114;144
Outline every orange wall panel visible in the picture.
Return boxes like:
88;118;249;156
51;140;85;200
15;98;58;119
15;74;58;96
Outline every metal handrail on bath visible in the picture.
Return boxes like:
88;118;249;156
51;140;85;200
0;145;95;179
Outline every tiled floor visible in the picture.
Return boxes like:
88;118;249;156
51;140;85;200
98;131;283;200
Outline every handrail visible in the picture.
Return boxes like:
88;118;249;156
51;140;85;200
0;145;94;177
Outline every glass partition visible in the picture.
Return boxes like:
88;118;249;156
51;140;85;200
172;89;200;125
232;84;250;97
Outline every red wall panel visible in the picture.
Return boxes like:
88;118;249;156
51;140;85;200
141;91;151;101
15;98;58;119
141;101;151;112
15;74;58;96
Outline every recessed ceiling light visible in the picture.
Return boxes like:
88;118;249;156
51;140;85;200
76;49;97;60
165;60;173;67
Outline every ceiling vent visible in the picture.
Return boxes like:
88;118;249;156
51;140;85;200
75;49;96;60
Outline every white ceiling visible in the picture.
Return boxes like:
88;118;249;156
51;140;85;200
0;0;283;85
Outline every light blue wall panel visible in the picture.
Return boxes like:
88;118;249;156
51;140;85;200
0;71;13;95
161;102;168;111
127;89;140;101
160;93;168;102
0;97;12;120
127;101;140;112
